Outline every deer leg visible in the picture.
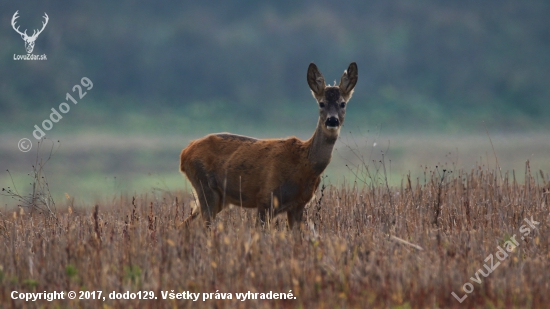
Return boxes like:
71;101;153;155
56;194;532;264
257;201;273;228
257;207;267;228
196;181;222;227
181;210;199;227
287;204;306;230
187;160;225;227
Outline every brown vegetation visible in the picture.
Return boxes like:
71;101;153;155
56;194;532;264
0;163;549;308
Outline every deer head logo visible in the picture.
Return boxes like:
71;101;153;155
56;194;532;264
11;11;49;54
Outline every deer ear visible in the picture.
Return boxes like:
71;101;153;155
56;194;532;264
339;62;358;97
307;63;325;98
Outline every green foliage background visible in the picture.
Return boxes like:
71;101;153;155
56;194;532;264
1;0;549;134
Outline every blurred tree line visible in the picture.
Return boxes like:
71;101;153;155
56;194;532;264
1;0;549;131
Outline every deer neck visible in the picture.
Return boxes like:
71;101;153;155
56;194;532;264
306;118;338;174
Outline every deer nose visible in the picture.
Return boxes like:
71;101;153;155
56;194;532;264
325;117;340;128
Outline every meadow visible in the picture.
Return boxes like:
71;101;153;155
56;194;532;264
1;136;549;308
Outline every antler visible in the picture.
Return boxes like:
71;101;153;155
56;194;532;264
30;13;49;39
11;10;28;37
11;11;49;39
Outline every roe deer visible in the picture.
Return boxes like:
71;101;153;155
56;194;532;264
180;62;358;228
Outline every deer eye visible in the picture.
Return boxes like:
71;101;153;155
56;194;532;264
340;102;346;108
319;102;325;108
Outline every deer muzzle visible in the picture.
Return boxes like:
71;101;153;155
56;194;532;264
325;116;340;129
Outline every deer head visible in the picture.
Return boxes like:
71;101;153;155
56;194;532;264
11;11;49;54
307;62;358;137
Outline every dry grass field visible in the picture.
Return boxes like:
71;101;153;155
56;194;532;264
1;160;549;308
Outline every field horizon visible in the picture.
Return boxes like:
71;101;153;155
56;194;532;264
2;131;549;208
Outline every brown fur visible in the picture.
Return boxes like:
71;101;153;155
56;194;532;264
180;62;358;229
